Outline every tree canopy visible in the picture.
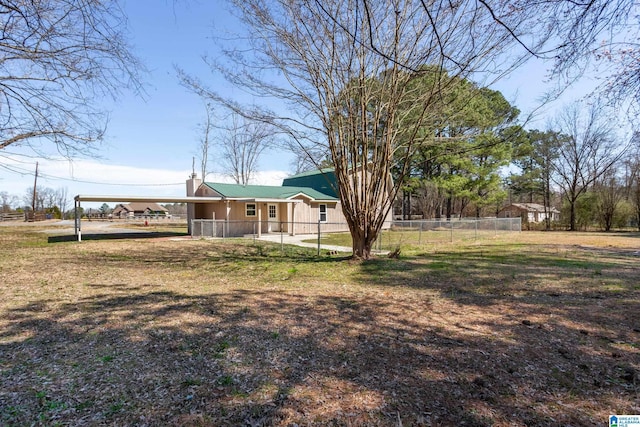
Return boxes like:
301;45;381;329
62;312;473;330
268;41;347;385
184;0;560;258
0;0;143;156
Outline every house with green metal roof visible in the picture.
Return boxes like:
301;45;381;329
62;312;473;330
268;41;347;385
186;169;348;237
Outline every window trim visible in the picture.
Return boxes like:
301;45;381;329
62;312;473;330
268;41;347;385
268;204;277;219
319;203;327;223
245;203;257;217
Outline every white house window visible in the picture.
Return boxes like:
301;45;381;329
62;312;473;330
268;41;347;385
246;203;256;217
319;204;327;223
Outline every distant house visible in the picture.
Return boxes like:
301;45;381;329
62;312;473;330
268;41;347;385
187;168;392;237
112;202;169;218
498;203;560;223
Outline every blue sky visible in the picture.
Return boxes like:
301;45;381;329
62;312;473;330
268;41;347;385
0;1;601;207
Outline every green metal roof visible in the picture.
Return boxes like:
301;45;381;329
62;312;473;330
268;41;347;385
282;168;338;198
203;182;338;201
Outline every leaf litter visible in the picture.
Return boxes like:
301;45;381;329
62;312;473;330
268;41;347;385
0;226;638;426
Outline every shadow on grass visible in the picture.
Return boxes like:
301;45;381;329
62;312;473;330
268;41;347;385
1;284;638;425
1;237;638;425
47;231;189;243
354;244;640;332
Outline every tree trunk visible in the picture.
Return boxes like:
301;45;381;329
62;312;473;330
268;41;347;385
350;227;376;260
569;199;577;231
543;184;551;231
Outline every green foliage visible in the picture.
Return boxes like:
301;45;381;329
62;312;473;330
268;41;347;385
564;193;599;230
509;129;563;201
613;200;635;229
393;67;521;218
217;375;234;386
45;205;62;219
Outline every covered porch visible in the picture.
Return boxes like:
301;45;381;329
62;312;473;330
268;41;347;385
192;198;303;238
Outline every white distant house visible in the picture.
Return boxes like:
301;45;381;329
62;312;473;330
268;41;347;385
498;203;560;223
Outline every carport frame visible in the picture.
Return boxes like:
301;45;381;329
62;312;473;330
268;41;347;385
73;195;222;241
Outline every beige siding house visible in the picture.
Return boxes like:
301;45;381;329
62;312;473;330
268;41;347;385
187;168;392;237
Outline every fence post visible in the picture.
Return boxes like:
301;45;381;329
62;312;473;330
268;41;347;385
494;218;497;236
317;220;321;256
418;223;422;245
450;220;453;243
280;225;284;255
475;219;478;241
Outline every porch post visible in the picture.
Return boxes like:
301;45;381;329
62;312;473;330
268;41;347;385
290;202;296;236
75;198;81;242
225;200;230;237
257;203;262;238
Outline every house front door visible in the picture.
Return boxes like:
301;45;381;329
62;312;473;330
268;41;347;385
267;204;279;232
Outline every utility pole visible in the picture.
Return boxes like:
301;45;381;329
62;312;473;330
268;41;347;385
31;162;38;221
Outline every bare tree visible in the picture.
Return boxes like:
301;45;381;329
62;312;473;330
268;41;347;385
634;165;640;231
41;188;57;211
552;102;627;231
289;143;332;175
414;181;445;220
464;1;640;111
179;0;552;259
197;103;215;180
23;186;43;212
55;187;69;217
624;139;640;230
594;169;624;231
0;191;18;212
218;113;275;185
0;0;143;156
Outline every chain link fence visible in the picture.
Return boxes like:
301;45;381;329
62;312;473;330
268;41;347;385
373;217;522;250
190;220;353;238
191;217;521;252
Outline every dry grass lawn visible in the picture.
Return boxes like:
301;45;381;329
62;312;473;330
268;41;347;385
0;223;638;426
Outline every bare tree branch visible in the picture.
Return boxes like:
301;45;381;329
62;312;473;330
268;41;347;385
180;0;569;258
0;0;144;156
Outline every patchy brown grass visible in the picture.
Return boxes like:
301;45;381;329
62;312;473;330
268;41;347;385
0;226;638;426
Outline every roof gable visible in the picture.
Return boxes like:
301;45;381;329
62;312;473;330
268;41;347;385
113;202;168;213
282;168;338;198
128;202;168;212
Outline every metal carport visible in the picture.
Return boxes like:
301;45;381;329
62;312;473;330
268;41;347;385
73;195;223;241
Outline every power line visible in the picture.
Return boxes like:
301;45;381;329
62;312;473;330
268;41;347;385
0;162;184;187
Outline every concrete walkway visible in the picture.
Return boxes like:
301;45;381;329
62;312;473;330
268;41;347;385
255;233;353;253
256;233;390;256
